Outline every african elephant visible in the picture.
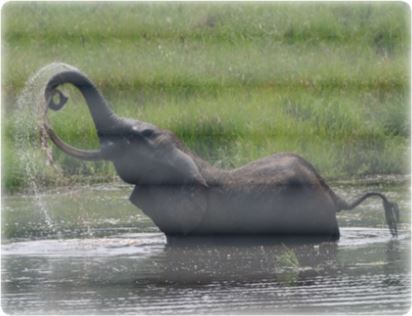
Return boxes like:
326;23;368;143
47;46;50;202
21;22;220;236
43;65;399;238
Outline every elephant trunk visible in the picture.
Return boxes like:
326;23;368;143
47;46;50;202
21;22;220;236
44;69;120;160
45;70;119;132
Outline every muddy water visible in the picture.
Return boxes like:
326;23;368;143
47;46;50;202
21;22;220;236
2;177;411;314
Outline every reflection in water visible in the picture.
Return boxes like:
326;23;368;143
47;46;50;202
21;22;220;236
2;229;410;314
383;240;409;287
161;236;338;284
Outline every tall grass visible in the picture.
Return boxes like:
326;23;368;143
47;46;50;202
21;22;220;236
2;2;410;192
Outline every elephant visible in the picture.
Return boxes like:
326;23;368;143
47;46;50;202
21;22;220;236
43;65;399;239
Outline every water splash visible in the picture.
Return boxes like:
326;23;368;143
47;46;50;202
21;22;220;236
2;233;166;257
2;228;408;257
13;63;80;237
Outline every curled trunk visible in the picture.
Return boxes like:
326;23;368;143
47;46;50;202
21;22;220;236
44;69;120;160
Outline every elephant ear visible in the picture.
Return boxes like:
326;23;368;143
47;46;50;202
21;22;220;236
129;184;207;235
168;148;207;187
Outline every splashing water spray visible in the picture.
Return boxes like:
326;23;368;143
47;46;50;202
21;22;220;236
14;63;81;238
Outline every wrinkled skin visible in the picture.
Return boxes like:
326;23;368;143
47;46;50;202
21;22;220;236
44;66;399;238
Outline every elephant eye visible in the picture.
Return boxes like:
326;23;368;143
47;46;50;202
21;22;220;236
141;129;156;138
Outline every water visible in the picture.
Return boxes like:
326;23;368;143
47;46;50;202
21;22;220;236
2;178;411;314
12;63;86;236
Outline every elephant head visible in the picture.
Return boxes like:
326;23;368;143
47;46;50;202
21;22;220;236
44;69;207;188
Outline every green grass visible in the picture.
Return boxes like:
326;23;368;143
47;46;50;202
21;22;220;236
2;2;410;192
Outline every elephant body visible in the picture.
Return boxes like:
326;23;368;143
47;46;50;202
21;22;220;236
130;153;340;238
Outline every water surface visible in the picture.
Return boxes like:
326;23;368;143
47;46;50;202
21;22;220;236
2;177;410;314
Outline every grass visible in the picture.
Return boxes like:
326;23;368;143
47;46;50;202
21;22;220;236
2;2;410;192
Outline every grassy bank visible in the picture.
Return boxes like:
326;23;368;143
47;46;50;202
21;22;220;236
2;2;410;192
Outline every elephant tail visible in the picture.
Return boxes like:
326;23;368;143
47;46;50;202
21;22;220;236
335;192;400;237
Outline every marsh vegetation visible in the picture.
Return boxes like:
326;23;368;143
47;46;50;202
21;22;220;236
3;3;410;192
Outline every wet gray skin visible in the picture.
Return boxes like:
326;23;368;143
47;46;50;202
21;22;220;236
2;176;410;314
